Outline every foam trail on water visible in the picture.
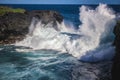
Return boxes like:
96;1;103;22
15;4;116;62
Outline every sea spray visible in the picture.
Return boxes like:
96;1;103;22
70;4;116;61
15;4;116;62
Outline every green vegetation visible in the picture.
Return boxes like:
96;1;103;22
0;6;25;16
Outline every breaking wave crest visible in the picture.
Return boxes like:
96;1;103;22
15;4;116;62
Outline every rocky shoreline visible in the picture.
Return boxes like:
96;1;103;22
0;6;120;80
0;9;63;44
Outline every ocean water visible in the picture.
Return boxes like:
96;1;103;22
2;4;120;27
0;4;120;80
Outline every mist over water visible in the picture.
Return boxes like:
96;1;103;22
15;4;116;62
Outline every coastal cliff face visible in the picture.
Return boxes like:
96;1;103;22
0;12;31;44
112;20;120;80
0;10;63;44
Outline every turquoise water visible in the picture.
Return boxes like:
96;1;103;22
0;45;111;80
0;4;119;80
0;45;76;80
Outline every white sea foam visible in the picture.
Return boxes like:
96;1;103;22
15;4;116;62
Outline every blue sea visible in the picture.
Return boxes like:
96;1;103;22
1;4;120;27
0;4;120;80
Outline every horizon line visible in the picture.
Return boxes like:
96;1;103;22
0;3;120;5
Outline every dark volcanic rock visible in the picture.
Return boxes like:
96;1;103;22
111;20;120;80
29;10;63;31
0;10;63;44
29;10;63;24
0;12;31;44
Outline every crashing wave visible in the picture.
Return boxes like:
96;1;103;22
15;4;116;62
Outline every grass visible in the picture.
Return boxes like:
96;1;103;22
0;6;26;16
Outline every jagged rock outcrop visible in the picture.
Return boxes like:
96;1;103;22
0;12;31;44
111;20;120;80
0;10;63;44
28;10;63;31
29;10;63;24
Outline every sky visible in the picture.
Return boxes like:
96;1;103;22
0;0;120;4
